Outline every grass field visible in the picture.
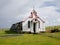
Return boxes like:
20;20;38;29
0;29;60;45
46;25;60;30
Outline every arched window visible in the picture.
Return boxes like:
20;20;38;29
39;22;40;28
28;21;30;28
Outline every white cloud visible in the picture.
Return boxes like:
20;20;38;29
57;18;60;22
43;0;54;1
0;0;60;28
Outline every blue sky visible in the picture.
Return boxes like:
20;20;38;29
0;0;60;28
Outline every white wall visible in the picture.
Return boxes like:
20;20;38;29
37;18;45;32
22;18;45;33
22;19;30;32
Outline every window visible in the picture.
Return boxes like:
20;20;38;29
39;22;40;28
20;22;22;30
28;21;30;28
35;19;37;21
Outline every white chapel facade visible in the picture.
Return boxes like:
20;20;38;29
22;9;45;33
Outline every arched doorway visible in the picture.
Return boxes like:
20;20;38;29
33;23;36;33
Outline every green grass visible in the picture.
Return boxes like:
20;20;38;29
44;32;60;36
0;29;8;36
0;29;60;45
40;32;60;40
46;25;60;30
0;34;60;45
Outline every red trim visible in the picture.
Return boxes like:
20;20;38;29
22;9;45;23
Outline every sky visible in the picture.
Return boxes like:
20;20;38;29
0;0;60;28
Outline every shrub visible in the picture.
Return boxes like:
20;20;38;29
51;29;60;33
46;28;60;33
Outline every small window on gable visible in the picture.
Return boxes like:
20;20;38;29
28;21;30;28
35;19;37;21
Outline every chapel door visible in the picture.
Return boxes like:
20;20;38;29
33;23;36;33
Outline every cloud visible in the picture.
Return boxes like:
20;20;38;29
0;0;60;28
40;2;56;8
57;18;60;22
36;6;60;26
